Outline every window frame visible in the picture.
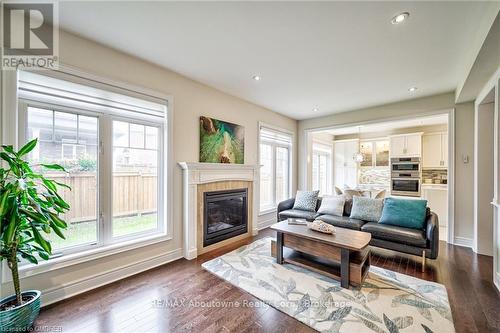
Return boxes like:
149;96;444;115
0;66;174;281
18;99;167;258
258;124;293;214
108;115;165;244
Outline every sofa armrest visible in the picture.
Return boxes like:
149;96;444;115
277;198;295;221
426;212;439;259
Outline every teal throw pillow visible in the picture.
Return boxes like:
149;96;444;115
378;197;428;229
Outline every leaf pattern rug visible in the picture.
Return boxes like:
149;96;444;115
202;238;455;333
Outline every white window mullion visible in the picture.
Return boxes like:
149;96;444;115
272;145;277;207
99;115;113;246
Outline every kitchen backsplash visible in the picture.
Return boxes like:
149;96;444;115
359;168;448;185
359;167;390;185
422;169;448;184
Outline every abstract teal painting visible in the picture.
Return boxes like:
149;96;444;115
200;116;244;164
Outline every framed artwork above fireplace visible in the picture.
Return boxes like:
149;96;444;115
199;116;244;164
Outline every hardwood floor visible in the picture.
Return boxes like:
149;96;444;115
36;228;500;333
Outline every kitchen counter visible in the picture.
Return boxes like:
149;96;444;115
421;183;448;190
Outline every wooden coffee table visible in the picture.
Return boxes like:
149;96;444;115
270;221;371;288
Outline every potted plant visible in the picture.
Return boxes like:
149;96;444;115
0;139;70;331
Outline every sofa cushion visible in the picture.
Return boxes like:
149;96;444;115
343;198;353;216
292;190;319;212
279;209;318;221
379;197;428;229
350;196;384;222
316;215;366;230
317;196;345;216
361;222;427;247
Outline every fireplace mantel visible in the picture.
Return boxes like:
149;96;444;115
178;162;260;259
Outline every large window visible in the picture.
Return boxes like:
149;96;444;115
259;126;292;212
19;70;168;256
312;142;333;195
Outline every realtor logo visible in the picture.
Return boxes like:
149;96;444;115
1;1;58;69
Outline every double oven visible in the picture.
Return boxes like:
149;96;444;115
391;157;421;197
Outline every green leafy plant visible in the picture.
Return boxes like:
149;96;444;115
0;139;70;307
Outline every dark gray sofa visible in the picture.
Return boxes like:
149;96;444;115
277;197;439;268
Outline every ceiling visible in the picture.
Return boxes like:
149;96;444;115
58;2;497;120
320;114;448;136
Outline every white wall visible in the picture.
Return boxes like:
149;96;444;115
474;102;495;256
454;103;475;245
0;31;297;304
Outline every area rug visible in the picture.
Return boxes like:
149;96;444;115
202;238;455;333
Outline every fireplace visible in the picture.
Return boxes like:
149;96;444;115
203;188;248;246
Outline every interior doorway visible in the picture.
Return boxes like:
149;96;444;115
304;112;452;242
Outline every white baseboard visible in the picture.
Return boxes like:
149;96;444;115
41;248;183;307
258;215;277;230
453;236;473;248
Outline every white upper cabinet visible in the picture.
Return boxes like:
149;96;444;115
441;133;448;168
423;132;448;168
389;136;406;157
390;133;422;157
422;134;442;167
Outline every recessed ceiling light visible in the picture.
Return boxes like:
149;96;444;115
252;75;261;81
391;12;409;25
408;87;418;92
312;108;319;112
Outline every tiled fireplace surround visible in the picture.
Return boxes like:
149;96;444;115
178;162;260;259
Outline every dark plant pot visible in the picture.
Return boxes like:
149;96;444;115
0;290;41;332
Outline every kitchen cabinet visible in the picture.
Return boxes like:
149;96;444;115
359;140;390;167
334;140;358;189
421;184;448;241
390;133;422;157
422;132;448;168
441;133;448;167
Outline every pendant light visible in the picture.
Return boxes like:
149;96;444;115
353;126;364;163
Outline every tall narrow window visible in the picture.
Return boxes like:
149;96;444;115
312;142;333;195
26;107;99;250
18;70;168;257
259;126;292;212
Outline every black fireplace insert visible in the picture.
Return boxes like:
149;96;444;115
203;188;248;247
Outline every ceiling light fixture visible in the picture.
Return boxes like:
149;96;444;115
252;75;261;81
353;126;364;163
391;12;409;25
312;108;319;112
408;87;418;92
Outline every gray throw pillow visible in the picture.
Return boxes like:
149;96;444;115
350;196;384;222
293;190;319;212
317;196;345;216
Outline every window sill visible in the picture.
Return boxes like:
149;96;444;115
2;233;172;282
259;207;277;216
